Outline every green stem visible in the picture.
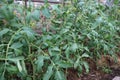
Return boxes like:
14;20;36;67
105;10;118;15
2;28;22;77
0;58;8;60
26;38;36;80
31;60;36;80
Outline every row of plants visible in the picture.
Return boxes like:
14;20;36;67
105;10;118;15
0;0;120;80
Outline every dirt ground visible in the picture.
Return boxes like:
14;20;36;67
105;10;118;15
79;68;120;80
67;55;120;80
67;68;120;80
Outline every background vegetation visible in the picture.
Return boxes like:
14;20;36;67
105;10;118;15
0;0;120;80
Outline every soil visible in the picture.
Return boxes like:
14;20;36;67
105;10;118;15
79;68;120;80
67;68;120;80
67;55;120;80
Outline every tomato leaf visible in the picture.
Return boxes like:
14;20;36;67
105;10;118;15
55;70;66;80
43;65;53;80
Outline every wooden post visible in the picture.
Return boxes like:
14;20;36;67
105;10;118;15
24;0;27;8
61;0;65;7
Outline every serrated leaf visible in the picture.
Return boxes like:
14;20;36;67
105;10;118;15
55;70;66;80
22;27;35;41
14;49;22;55
61;29;69;34
70;43;78;52
82;61;89;73
43;65;53;80
11;42;23;49
63;45;67;50
103;44;109;51
52;47;60;52
6;65;18;74
26;12;31;23
48;47;60;56
78;65;83;73
0;28;9;37
84;47;89;52
56;61;72;68
92;30;98;36
32;10;40;21
35;55;44;71
87;34;91;39
42;8;51;18
74;57;80;69
11;23;22;28
51;5;61;14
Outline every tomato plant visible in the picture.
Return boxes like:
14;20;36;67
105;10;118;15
0;0;120;80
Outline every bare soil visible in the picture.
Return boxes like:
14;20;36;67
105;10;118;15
79;68;120;80
67;54;120;80
67;68;120;80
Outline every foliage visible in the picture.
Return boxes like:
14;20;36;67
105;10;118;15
0;0;120;80
101;66;112;74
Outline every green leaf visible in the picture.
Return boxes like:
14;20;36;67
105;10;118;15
14;49;22;55
52;20;62;24
0;28;9;37
55;70;66;80
84;47;89;52
78;65;83;73
0;75;5;80
81;53;89;58
26;77;32;80
16;60;22;72
35;55;44;71
60;29;69;34
87;34;91;39
42;8;51;18
25;12;32;23
70;43;78;52
43;65;53;80
56;61;72;68
21;60;27;74
91;30;98;36
22;27;35;41
51;5;58;11
96;17;103;23
8;56;24;62
11;42;23;49
32;10;40;21
103;44;109;51
6;65;18;74
51;5;61;14
11;23;22;28
74;57;80;69
82;61;89;73
48;47;60;56
52;47;61;52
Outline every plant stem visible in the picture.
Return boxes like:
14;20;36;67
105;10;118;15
26;39;36;80
31;60;36;80
2;28;22;77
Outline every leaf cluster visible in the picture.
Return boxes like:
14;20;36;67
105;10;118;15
0;0;120;80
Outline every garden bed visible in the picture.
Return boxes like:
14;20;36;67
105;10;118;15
0;0;120;80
